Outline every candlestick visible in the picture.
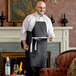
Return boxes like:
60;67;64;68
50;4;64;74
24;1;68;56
0;11;5;26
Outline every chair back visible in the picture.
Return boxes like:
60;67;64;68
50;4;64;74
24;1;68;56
56;50;76;68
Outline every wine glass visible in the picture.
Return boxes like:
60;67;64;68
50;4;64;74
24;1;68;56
13;64;19;74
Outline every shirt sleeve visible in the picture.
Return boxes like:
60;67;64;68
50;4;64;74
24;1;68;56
20;15;30;40
46;17;55;38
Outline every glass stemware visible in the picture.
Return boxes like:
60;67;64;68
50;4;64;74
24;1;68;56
13;64;19;74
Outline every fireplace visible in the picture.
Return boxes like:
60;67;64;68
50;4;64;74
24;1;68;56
0;52;50;76
0;41;60;68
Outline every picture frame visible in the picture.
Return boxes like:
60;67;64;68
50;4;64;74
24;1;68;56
8;0;44;22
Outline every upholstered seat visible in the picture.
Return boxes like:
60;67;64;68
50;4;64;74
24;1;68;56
40;50;76;76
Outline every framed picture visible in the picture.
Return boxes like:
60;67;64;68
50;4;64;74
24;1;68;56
8;0;44;22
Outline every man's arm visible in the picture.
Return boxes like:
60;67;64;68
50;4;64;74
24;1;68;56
20;15;31;50
46;16;55;41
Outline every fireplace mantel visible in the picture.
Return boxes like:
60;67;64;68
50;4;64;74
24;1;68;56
0;27;73;52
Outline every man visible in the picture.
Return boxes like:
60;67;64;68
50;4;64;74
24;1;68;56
20;1;55;76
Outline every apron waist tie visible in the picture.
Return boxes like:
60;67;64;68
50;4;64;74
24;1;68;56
30;37;48;52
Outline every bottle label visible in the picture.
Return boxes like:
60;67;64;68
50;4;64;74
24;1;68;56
5;66;10;75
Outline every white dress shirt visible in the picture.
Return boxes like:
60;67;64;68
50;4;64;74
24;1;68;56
20;12;55;40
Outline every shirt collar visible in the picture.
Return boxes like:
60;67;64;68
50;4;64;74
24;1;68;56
35;12;45;18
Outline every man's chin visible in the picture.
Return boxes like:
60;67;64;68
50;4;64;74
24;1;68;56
39;13;45;15
37;11;45;16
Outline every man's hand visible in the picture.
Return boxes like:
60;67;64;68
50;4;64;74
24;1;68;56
24;43;29;51
22;40;29;51
49;36;54;41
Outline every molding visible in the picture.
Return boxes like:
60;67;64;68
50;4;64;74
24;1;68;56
0;27;73;30
0;27;21;30
69;47;76;50
54;27;73;29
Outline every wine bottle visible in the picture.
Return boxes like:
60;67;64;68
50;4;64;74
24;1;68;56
5;57;10;76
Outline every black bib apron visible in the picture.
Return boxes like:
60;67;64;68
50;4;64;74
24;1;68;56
30;21;47;68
